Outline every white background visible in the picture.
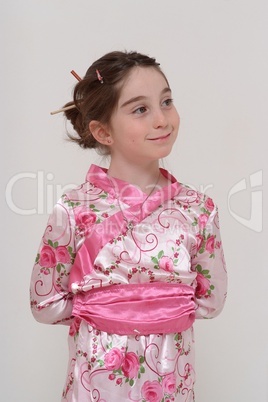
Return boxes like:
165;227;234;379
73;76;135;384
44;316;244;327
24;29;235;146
1;1;267;401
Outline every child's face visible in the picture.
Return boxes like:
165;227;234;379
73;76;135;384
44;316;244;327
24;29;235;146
107;67;180;165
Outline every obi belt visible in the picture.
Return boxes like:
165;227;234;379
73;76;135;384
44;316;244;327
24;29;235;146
72;282;195;336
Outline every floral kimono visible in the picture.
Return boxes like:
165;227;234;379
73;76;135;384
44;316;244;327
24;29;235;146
30;164;227;402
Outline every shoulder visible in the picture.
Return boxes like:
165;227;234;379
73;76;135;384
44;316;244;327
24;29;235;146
60;164;108;205
173;182;217;217
61;179;106;207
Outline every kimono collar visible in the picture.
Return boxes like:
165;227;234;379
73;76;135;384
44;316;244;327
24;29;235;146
85;164;181;206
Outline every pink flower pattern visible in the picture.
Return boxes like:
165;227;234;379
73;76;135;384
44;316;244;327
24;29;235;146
74;206;97;236
55;246;71;264
198;213;209;230
39;245;57;268
205;236;215;254
141;380;164;402
204;197;215;212
195;273;211;297
104;347;124;371
159;256;174;272
30;164;227;402
121;352;140;379
162;373;177;394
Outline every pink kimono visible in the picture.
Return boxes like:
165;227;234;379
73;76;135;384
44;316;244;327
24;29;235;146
30;164;227;402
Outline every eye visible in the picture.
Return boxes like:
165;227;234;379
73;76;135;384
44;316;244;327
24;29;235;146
133;106;147;114
162;98;174;107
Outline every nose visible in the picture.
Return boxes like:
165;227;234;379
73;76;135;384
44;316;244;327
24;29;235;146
152;108;168;129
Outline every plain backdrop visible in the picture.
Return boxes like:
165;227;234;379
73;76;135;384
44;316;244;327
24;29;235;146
1;1;267;401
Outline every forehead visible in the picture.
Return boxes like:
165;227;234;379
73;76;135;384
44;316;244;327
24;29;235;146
118;67;169;102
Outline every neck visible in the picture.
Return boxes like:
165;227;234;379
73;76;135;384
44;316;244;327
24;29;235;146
107;160;161;194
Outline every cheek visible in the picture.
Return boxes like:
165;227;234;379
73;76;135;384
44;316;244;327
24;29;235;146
127;132;139;144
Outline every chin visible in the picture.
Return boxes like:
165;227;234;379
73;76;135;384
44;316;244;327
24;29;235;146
157;146;174;159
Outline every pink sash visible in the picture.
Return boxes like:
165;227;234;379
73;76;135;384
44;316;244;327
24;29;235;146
72;283;195;335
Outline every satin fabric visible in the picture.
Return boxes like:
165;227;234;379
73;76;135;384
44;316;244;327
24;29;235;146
72;283;195;335
68;165;183;287
30;164;227;402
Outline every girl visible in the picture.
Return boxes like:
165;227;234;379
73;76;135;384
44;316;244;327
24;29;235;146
30;51;227;402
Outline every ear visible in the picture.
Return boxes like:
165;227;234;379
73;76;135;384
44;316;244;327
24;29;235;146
89;120;113;146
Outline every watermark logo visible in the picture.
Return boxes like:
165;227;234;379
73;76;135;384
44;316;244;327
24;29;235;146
5;171;76;216
227;170;263;232
5;169;263;232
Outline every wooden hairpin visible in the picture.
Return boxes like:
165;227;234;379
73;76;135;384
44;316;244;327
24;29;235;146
50;103;77;115
50;70;82;115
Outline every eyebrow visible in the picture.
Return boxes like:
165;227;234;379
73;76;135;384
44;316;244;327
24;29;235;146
120;87;171;108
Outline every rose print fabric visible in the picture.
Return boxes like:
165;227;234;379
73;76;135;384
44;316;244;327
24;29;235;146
30;164;227;402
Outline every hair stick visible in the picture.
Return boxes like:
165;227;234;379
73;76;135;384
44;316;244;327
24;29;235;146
50;104;76;115
70;70;82;81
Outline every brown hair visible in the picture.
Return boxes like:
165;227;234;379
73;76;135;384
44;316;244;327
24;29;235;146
64;50;168;153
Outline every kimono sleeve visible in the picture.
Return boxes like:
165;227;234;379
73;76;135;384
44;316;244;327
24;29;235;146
191;202;227;319
30;196;77;325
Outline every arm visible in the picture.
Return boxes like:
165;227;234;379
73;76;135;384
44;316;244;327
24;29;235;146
30;196;77;325
191;200;227;319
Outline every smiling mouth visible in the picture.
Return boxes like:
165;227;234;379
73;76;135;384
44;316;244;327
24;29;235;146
149;133;171;141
